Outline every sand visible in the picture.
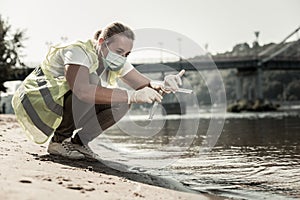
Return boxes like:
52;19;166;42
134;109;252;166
0;114;223;200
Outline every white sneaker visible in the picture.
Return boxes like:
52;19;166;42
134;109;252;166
72;143;101;161
47;139;85;160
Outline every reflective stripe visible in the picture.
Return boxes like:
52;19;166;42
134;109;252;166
37;80;63;116
35;67;63;116
21;93;54;136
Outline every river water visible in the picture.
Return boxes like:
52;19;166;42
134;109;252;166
92;106;300;199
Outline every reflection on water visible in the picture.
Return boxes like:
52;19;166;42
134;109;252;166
96;113;300;199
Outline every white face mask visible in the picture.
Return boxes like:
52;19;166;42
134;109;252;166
101;43;126;71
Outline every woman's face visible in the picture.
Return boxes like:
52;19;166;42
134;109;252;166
100;34;133;58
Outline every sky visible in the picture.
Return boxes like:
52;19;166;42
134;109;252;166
1;0;300;63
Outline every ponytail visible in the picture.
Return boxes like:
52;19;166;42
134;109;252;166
94;22;135;41
94;30;102;40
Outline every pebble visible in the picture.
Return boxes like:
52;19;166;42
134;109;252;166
67;185;84;190
85;188;95;192
19;179;32;184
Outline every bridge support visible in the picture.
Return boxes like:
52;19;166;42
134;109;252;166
236;75;243;100
255;68;263;99
236;68;263;101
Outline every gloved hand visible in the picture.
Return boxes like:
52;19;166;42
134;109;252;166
164;69;185;92
150;70;185;93
127;87;163;104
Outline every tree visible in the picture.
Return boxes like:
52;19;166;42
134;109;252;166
286;80;300;100
0;15;26;92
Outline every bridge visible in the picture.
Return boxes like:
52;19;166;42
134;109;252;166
133;26;300;102
10;54;300;79
133;55;300;72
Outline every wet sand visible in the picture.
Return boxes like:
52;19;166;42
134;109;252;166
0;114;223;200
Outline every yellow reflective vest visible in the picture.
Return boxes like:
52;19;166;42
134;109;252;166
12;40;122;144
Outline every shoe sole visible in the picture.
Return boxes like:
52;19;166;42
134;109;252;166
47;149;85;160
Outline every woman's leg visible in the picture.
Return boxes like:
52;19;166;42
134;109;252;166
74;102;130;144
51;91;75;142
53;90;130;144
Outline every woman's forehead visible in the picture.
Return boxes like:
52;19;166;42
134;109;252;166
108;35;133;50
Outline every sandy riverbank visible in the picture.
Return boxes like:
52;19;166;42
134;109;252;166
0;114;223;200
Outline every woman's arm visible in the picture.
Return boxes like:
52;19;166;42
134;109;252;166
122;68;186;93
121;68;151;90
65;64;128;104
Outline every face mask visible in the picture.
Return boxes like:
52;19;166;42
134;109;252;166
101;43;126;71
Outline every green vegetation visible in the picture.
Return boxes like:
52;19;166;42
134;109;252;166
221;69;300;102
263;70;300;101
0;15;26;92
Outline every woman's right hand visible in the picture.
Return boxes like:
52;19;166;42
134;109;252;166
128;87;163;104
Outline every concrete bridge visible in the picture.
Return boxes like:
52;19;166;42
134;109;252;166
134;26;300;101
134;56;300;73
133;55;300;101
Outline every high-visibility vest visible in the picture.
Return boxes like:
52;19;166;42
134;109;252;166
12;40;122;144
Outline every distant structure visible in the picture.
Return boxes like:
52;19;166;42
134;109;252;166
213;26;300;101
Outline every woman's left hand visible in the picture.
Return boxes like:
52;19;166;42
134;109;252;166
163;69;185;93
150;70;185;93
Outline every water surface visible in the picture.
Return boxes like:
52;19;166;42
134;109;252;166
93;110;300;199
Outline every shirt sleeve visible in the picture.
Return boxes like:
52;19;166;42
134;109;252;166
120;61;134;77
62;46;92;68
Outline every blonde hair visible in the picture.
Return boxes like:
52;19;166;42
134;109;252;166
94;22;135;42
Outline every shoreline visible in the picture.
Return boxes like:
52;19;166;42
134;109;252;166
0;114;223;200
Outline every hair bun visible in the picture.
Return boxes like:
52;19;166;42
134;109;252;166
94;30;102;40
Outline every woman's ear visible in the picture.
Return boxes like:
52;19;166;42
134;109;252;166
98;38;104;45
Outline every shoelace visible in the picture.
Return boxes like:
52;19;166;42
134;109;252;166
62;141;77;152
82;145;97;156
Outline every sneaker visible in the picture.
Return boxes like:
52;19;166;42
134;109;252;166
72;143;101;161
47;139;85;160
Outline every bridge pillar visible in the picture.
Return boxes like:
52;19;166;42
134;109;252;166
236;68;263;101
236;75;243;100
247;75;256;101
255;68;263;99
